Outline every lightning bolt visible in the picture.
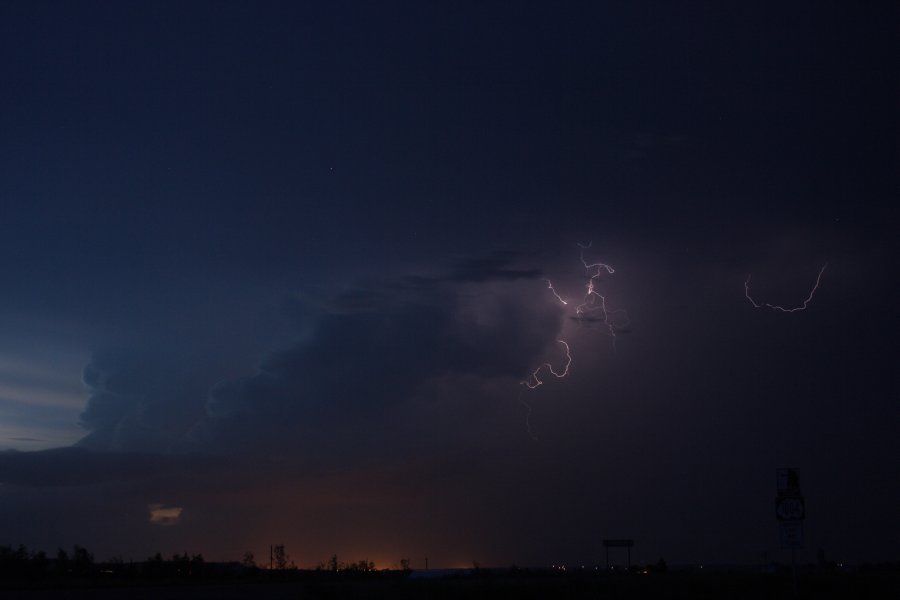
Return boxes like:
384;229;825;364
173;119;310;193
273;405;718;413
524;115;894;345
518;242;628;438
575;242;629;349
578;241;615;275
544;278;568;305
518;340;571;442
745;263;827;313
521;340;572;389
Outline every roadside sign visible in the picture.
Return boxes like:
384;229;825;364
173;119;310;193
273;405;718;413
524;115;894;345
776;496;805;521
779;521;804;549
776;468;801;496
775;468;805;519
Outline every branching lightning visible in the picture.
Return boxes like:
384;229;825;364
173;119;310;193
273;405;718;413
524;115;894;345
521;340;572;389
745;263;827;313
519;243;629;438
575;242;630;348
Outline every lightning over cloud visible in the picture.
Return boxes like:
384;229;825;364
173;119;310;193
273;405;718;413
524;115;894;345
544;279;568;305
522;242;628;391
521;340;572;389
574;242;630;348
744;263;828;313
519;243;629;438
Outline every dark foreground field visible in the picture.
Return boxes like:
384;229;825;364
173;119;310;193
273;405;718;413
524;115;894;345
2;569;899;600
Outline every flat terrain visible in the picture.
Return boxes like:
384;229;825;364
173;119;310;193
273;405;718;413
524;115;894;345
2;570;899;600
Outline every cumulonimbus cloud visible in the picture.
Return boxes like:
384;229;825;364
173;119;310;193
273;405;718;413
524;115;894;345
69;254;563;463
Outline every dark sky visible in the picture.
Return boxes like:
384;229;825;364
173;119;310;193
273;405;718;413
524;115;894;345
0;1;897;568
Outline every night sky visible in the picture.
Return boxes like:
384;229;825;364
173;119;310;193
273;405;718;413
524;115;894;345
1;1;897;568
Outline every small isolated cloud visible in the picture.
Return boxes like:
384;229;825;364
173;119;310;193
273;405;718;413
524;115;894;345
148;503;183;526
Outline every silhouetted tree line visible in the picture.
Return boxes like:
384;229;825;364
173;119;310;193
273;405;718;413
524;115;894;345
1;542;415;585
0;544;230;583
0;545;49;578
271;544;296;570
0;545;95;579
142;551;206;577
314;554;376;573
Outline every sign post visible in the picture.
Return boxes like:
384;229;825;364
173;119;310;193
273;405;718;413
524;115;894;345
776;468;804;596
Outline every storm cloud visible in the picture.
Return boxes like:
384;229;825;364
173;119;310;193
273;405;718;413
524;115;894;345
0;1;895;568
69;257;561;463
